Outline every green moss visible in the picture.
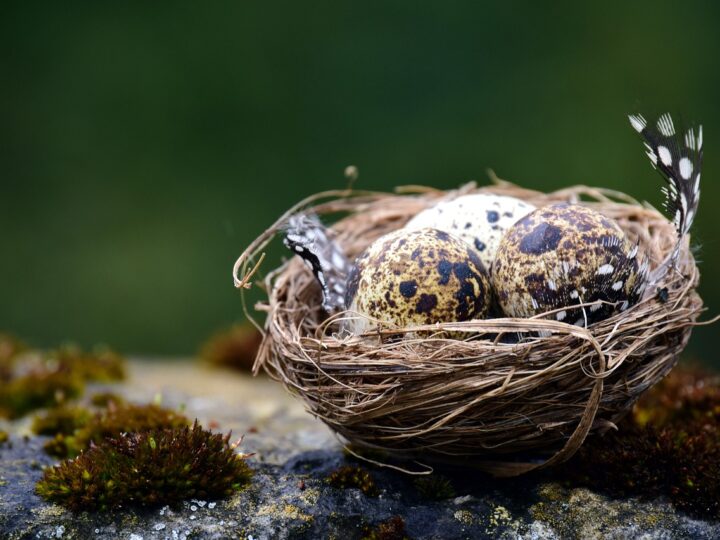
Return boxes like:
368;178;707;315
89;392;126;408
632;366;720;427
0;333;25;381
32;405;92;436
36;422;253;511
361;516;411;540
0;370;84;419
49;402;190;458
561;366;720;520
327;465;378;497
198;323;262;372
413;474;456;500
43;434;72;458
0;343;126;419
52;344;127;382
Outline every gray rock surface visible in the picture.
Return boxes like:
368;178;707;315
1;360;718;539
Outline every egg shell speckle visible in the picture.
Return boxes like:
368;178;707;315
491;203;647;326
404;194;536;271
344;228;492;334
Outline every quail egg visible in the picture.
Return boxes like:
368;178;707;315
344;228;492;334
491;203;648;326
404;194;536;271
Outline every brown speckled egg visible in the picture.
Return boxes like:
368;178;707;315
344;228;492;334
405;194;536;271
492;204;648;326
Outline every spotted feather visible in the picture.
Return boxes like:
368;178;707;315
628;112;702;242
283;214;349;313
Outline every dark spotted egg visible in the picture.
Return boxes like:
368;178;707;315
344;228;492;334
491;204;648;326
404;194;535;271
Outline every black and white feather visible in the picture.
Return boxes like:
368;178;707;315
283;213;350;313
628;112;702;243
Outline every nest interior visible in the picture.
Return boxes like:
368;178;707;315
237;181;704;477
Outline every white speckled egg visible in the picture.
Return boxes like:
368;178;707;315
491;203;648;327
344;228;492;334
404;194;536;271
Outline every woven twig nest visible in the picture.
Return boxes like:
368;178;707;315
233;180;705;477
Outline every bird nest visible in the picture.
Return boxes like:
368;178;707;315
233;180;705;477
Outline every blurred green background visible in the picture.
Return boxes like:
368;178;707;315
1;3;718;362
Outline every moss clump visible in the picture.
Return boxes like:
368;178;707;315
361;516;411;540
0;333;25;358
0;370;84;419
32;405;92;436
0;430;8;445
52;344;126;382
89;392;126;408
413;474;456;500
0;343;126;419
43;435;72;458
49;402;189;458
198;323;262;372
562;365;720;520
36;422;253;511
327;465;378;497
0;333;25;381
632;366;720;427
